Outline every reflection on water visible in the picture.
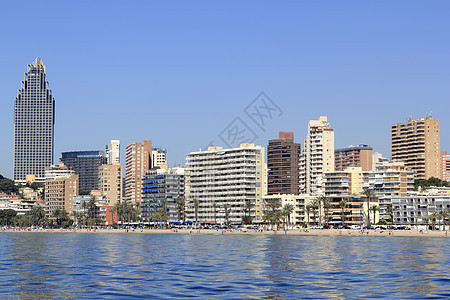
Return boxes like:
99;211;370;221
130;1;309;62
0;233;448;299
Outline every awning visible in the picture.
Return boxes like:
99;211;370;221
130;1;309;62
183;221;193;224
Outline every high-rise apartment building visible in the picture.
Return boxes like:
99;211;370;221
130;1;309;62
98;163;123;206
267;132;301;195
60;151;107;192
299;116;335;195
125;140;152;203
14;57;55;181
324;167;368;196
44;162;78;219
106;140;120;164
141;166;185;224
185;143;266;224
335;145;373;172
391;115;440;180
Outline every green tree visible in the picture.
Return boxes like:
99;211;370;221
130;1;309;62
282;204;295;230
370;205;379;226
222;203;231;227
305;204;312;227
362;188;376;226
0;175;19;194
176;197;186;223
0;209;18;226
243;199;254;224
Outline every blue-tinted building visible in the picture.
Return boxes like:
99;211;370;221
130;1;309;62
60;151;107;192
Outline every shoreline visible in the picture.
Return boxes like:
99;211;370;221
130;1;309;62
1;228;448;237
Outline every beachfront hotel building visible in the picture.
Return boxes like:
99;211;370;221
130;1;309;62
391;115;440;180
125;140;152;203
335;145;373;172
441;151;450;182
60;151;107;192
106;140;120;164
267;132;301;195
14;57;55;181
185;143;266;224
98;163;123;206
299;116;335;195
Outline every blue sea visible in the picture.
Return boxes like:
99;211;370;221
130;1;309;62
0;233;448;299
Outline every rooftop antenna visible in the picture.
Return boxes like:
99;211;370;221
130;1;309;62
430;111;433;118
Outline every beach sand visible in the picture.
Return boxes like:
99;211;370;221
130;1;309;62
3;227;448;237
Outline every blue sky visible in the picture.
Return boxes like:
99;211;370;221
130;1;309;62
0;1;449;178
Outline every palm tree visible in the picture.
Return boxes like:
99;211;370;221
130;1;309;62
370;205;379;225
176;197;186;223
363;188;376;226
386;204;394;225
244;200;254;224
282;204;295;230
339;199;347;227
222;204;231;227
316;195;327;226
429;212;438;230
437;211;444;231
305;204;312;227
311;199;319;226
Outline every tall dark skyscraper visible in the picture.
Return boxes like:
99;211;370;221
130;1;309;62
14;58;55;181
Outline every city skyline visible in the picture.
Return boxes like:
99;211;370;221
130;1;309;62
1;1;450;178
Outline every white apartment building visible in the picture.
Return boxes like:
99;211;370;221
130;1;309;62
106;140;120;164
185;143;266;224
299;116;335;195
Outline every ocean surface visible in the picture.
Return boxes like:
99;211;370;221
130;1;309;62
0;233;448;299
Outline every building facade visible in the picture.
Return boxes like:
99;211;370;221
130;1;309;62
14;57;55;181
185;143;266;224
151;148;167;168
141;166;185;224
441;151;450;182
125;140;152;203
324;167;368;197
267;132;301;195
45;174;78;219
391;115;440;180
335;145;373;172
106;140;120;164
98;163;123;206
60;151;107;192
299;116;335;195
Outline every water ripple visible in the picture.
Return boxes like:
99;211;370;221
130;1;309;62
0;233;448;299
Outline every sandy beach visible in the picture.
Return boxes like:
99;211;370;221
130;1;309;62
2;227;449;237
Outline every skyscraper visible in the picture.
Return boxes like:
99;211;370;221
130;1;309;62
125;140;152;203
267;132;301;195
299;116;335;195
14;57;55;181
391;115;440;179
106;140;120;164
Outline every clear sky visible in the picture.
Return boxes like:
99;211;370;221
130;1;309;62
1;1;449;178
